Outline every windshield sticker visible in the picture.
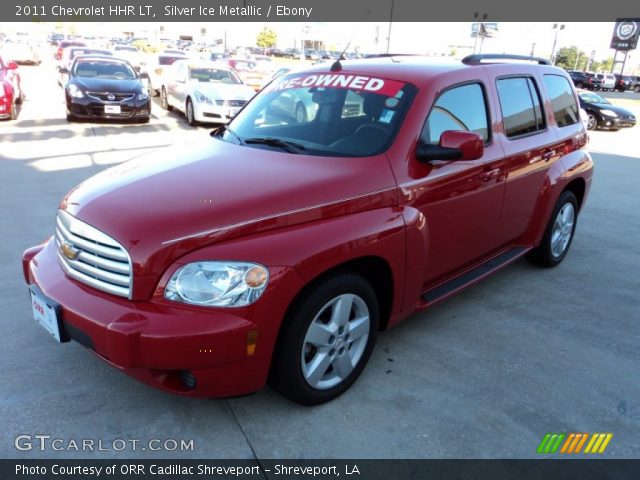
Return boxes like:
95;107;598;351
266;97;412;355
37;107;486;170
379;109;395;124
268;74;406;98
385;98;399;108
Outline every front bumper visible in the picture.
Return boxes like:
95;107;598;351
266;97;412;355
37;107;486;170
66;95;151;120
598;115;636;129
192;101;241;124
22;239;304;397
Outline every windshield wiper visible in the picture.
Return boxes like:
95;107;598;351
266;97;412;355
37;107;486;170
213;124;244;145
244;137;307;154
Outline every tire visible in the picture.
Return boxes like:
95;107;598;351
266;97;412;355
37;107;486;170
634;86;640;93
186;98;196;126
586;113;597;131
161;87;172;111
9;101;17;120
138;116;150;124
295;103;308;123
527;191;578;268
65;113;76;122
576;82;584;88
270;273;380;405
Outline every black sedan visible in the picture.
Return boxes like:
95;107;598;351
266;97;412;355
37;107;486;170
577;90;636;131
63;56;150;123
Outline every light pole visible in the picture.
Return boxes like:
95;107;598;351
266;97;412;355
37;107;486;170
386;0;395;54
473;12;487;54
550;23;565;65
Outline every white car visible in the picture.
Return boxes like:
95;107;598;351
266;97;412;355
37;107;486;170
595;73;616;91
4;39;40;65
161;59;255;126
146;52;188;95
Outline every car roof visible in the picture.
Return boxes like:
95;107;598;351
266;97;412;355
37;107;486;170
72;55;132;65
174;59;234;71
294;55;567;87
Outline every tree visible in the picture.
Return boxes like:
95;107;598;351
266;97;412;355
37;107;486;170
554;46;585;70
256;28;277;48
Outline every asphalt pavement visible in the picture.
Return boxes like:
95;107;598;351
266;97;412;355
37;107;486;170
1;62;639;459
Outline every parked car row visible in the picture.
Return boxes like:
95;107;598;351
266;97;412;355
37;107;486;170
568;70;640;93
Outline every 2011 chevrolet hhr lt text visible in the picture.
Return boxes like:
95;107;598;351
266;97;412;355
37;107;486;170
23;54;593;405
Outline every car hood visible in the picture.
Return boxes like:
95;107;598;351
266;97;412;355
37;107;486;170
588;102;634;116
60;138;397;298
190;81;254;100
71;77;142;93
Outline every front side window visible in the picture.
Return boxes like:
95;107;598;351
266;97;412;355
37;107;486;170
422;83;489;144
220;72;417;157
543;75;580;127
497;77;545;138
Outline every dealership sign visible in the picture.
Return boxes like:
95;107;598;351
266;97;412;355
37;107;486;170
610;19;640;50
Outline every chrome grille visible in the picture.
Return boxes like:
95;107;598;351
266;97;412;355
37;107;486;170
55;210;132;298
215;99;248;107
86;92;136;102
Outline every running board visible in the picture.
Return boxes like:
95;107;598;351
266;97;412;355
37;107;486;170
422;247;528;304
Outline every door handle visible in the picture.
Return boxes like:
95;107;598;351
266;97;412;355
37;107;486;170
479;168;502;182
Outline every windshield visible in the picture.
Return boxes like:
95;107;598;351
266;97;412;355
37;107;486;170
190;67;241;84
73;60;136;80
579;92;609;104
219;72;416;157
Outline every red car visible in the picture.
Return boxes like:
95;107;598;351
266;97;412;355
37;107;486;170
0;54;23;120
23;54;593;405
54;40;86;61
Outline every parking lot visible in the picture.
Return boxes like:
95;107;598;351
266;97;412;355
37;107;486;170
1;61;639;459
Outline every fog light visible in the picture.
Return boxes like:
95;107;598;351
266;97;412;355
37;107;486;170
179;370;197;390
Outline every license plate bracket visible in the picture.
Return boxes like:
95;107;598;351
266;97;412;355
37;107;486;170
104;105;121;114
29;285;68;343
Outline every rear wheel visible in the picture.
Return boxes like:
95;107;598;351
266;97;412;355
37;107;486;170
527;191;578;268
9;101;17;120
270;273;379;405
161;87;172;111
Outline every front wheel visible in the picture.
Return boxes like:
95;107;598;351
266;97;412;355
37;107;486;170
270;273;379;405
186;98;197;126
160;87;172;111
586;113;597;130
527;191;578;268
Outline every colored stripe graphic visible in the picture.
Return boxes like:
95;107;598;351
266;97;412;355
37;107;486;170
539;433;613;454
537;433;565;453
585;433;613;454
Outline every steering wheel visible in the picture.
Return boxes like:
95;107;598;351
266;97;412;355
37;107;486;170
355;123;389;138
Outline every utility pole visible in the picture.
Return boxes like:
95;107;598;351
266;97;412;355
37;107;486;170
472;12;487;54
550;23;565;64
386;0;395;54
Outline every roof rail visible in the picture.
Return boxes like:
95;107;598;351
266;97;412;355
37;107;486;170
462;54;551;66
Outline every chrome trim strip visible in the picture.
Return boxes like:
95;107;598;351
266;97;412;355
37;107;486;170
161;187;396;245
57;251;130;298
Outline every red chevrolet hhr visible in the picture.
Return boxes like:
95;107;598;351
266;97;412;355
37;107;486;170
23;54;593;405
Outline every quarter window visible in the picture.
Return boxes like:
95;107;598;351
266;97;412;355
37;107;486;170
543;75;580;127
422;83;489;144
497;77;545;138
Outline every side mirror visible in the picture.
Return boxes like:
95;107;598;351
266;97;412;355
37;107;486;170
416;130;484;162
58;66;69;74
7;61;19;70
139;71;149;79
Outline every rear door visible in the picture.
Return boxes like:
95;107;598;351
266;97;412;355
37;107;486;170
493;72;581;244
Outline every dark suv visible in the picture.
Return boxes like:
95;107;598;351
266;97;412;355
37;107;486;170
614;75;635;92
568;71;602;90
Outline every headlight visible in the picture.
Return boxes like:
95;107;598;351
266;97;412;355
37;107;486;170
137;89;149;100
164;261;269;307
67;84;84;99
600;109;618;117
193;91;213;104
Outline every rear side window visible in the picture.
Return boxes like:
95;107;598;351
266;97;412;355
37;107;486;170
422;83;489;144
543;75;580;127
497;77;545;138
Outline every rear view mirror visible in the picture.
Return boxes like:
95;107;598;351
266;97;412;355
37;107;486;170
416;130;484;162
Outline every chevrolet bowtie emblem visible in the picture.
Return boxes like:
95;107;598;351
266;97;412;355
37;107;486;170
60;242;80;261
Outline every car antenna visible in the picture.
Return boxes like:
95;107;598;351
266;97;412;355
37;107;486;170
331;19;369;72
